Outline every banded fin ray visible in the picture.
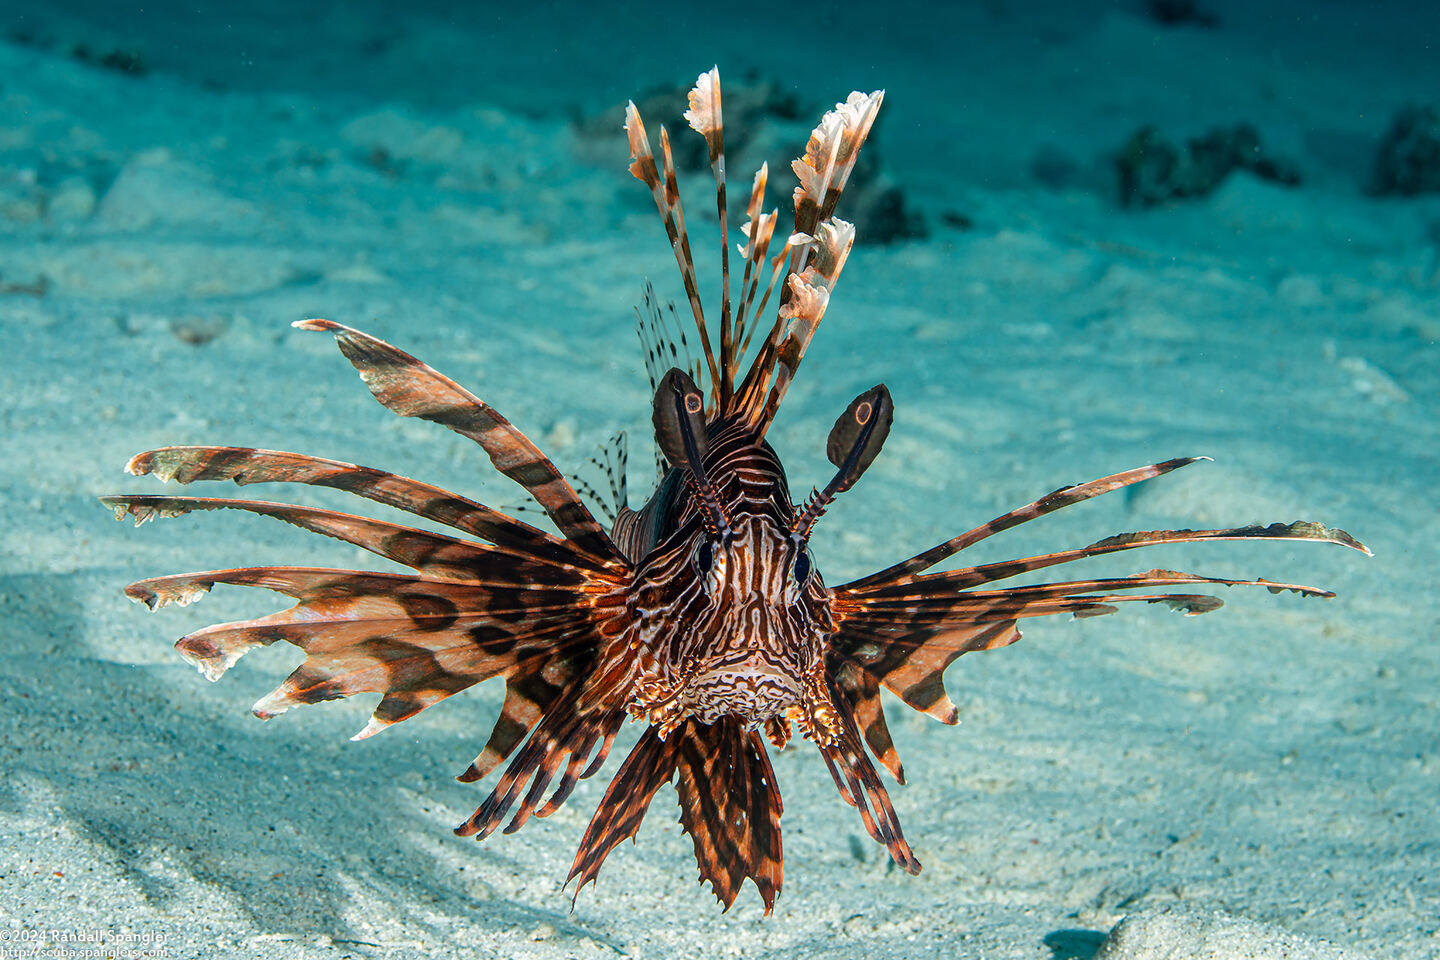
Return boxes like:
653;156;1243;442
851;521;1370;598
294;319;621;563
733;89;883;432
830;657;904;783
102;494;581;584
567;726;680;901
623;102;720;395
629;71;883;435
177;596;584;680
731;162;779;384
123;566;582;610
459;659;591;785
250;614;597;734
849;457;1207;589
684;66;735;406
455;681;625;841
856;568;1330;604
833;543;1364;735
832;621;1020;726
126;445;601;571
817;703;919;875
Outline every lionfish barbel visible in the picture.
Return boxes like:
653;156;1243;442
107;68;1369;912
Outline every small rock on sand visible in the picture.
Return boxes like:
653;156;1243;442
1095;907;1372;960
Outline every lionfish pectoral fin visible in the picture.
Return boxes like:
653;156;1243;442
830;618;1021;731
123;445;597;569
458;661;586;785
455;677;626;842
830;657;905;783
293;319;622;563
856;521;1370;598
102;494;588;584
849;457;1211;589
817;707;919;875
850;458;1372;591
129;563;603;738
566;725;680;904
829;476;1369;743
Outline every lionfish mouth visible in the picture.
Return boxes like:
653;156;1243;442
681;656;803;724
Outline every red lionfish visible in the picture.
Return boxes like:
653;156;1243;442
106;68;1369;912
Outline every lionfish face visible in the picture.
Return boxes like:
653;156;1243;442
628;447;835;732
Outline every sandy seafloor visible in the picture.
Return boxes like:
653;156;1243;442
1;0;1437;957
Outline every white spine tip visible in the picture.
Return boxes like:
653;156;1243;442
251;690;290;720
350;717;389;742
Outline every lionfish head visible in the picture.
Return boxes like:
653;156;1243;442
629;367;894;741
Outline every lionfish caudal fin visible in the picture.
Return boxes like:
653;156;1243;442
107;324;638;834
625;67;883;436
826;457;1370;781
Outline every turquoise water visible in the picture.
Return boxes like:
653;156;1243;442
2;2;1435;958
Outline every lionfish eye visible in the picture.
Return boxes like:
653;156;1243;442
785;535;813;606
792;549;811;586
693;537;728;596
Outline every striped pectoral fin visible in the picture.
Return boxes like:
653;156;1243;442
125;566;564;612
252;627;489;730
851;460;1372;592
855;568;1338;606
831;561;1355;732
294;319;621;563
125;445;598;571
126;567;502;639
458;661;576;784
171;595;491;682
123;565;307;611
817;710;919;875
103;494;585;585
124;563;596;742
831;619;1021;725
855;522;1369;598
830;657;904;783
849;457;1209;589
248;612;591;733
673;718;785;913
455;679;625;842
567;725;680;901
